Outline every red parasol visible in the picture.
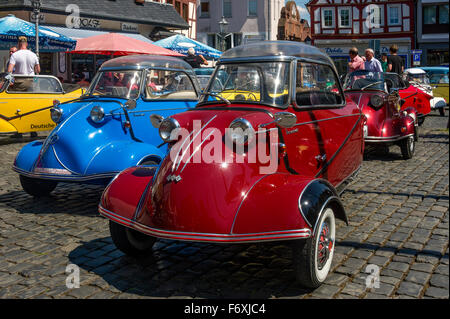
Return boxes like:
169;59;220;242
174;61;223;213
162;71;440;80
69;32;183;56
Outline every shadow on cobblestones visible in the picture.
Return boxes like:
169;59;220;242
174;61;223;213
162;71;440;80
0;184;104;217
345;189;449;201
338;240;448;260
68;237;314;298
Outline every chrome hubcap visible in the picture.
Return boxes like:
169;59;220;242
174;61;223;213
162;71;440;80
317;221;333;270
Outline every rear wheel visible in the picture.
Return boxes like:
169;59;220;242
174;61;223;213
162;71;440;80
19;175;57;197
292;207;336;289
400;135;415;160
109;221;156;257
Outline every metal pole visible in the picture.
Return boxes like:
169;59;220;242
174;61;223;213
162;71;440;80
35;13;39;58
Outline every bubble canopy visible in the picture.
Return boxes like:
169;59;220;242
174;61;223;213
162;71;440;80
219;41;334;67
100;54;193;72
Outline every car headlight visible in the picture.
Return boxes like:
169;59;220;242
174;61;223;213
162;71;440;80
228;118;255;145
159;117;180;142
90;106;105;124
370;94;384;108
50;107;63;124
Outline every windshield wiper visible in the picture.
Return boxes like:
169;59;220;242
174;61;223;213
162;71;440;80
361;81;384;91
199;92;231;105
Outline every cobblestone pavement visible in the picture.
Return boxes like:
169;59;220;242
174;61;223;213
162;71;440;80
0;113;448;299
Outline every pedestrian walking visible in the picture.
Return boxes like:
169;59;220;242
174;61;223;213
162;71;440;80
7;36;40;75
387;45;404;74
348;47;365;73
364;49;383;72
183;48;208;69
380;53;388;72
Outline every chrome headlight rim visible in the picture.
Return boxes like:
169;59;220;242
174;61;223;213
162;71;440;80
159;117;181;142
228;118;255;145
50;107;63;124
370;94;384;108
90;105;105;124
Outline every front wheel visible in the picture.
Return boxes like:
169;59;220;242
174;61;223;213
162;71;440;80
19;175;57;197
109;221;156;257
400;135;415;160
292;207;336;289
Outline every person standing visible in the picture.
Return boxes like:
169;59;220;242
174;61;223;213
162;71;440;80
7;36;40;75
380;53;388;72
348;47;365;73
4;46;17;72
364;49;383;72
183;48;208;69
387;45;404;74
7;37;40;138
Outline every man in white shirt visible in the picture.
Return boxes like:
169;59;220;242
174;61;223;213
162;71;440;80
364;48;383;73
7;36;40;75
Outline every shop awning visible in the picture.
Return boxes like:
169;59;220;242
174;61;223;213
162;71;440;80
69;32;182;56
44;26;154;44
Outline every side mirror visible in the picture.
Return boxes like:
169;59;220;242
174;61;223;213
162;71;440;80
150;114;164;128
125;99;137;110
274;112;297;128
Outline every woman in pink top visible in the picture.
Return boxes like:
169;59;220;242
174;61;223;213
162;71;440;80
348;47;365;73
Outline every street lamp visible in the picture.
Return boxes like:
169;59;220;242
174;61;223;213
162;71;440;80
218;16;231;52
31;0;42;57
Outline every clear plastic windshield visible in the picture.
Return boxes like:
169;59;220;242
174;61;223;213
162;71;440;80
405;73;430;85
87;70;142;99
200;62;290;107
344;70;385;91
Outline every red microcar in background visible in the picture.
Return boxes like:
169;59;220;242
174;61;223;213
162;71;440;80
344;70;419;159
98;41;365;288
384;72;432;125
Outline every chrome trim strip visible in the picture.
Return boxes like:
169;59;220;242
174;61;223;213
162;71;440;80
179;130;215;173
100;205;311;243
173;114;217;172
13;166;117;181
365;133;413;143
293;113;361;128
52;146;79;175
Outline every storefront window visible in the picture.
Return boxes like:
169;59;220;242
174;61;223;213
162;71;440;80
71;54;94;83
424;6;437;24
39;53;53;75
439;4;449;24
427;49;449;66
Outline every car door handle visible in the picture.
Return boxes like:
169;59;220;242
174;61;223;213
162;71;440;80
315;154;327;163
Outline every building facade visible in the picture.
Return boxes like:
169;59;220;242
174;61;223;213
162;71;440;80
416;0;449;66
307;0;415;75
197;0;285;51
147;0;198;39
0;0;190;79
277;1;311;42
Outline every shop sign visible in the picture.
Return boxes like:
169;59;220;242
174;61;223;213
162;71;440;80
325;48;344;54
66;17;101;29
121;23;139;32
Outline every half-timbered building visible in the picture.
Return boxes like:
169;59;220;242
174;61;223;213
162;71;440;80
306;0;415;74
